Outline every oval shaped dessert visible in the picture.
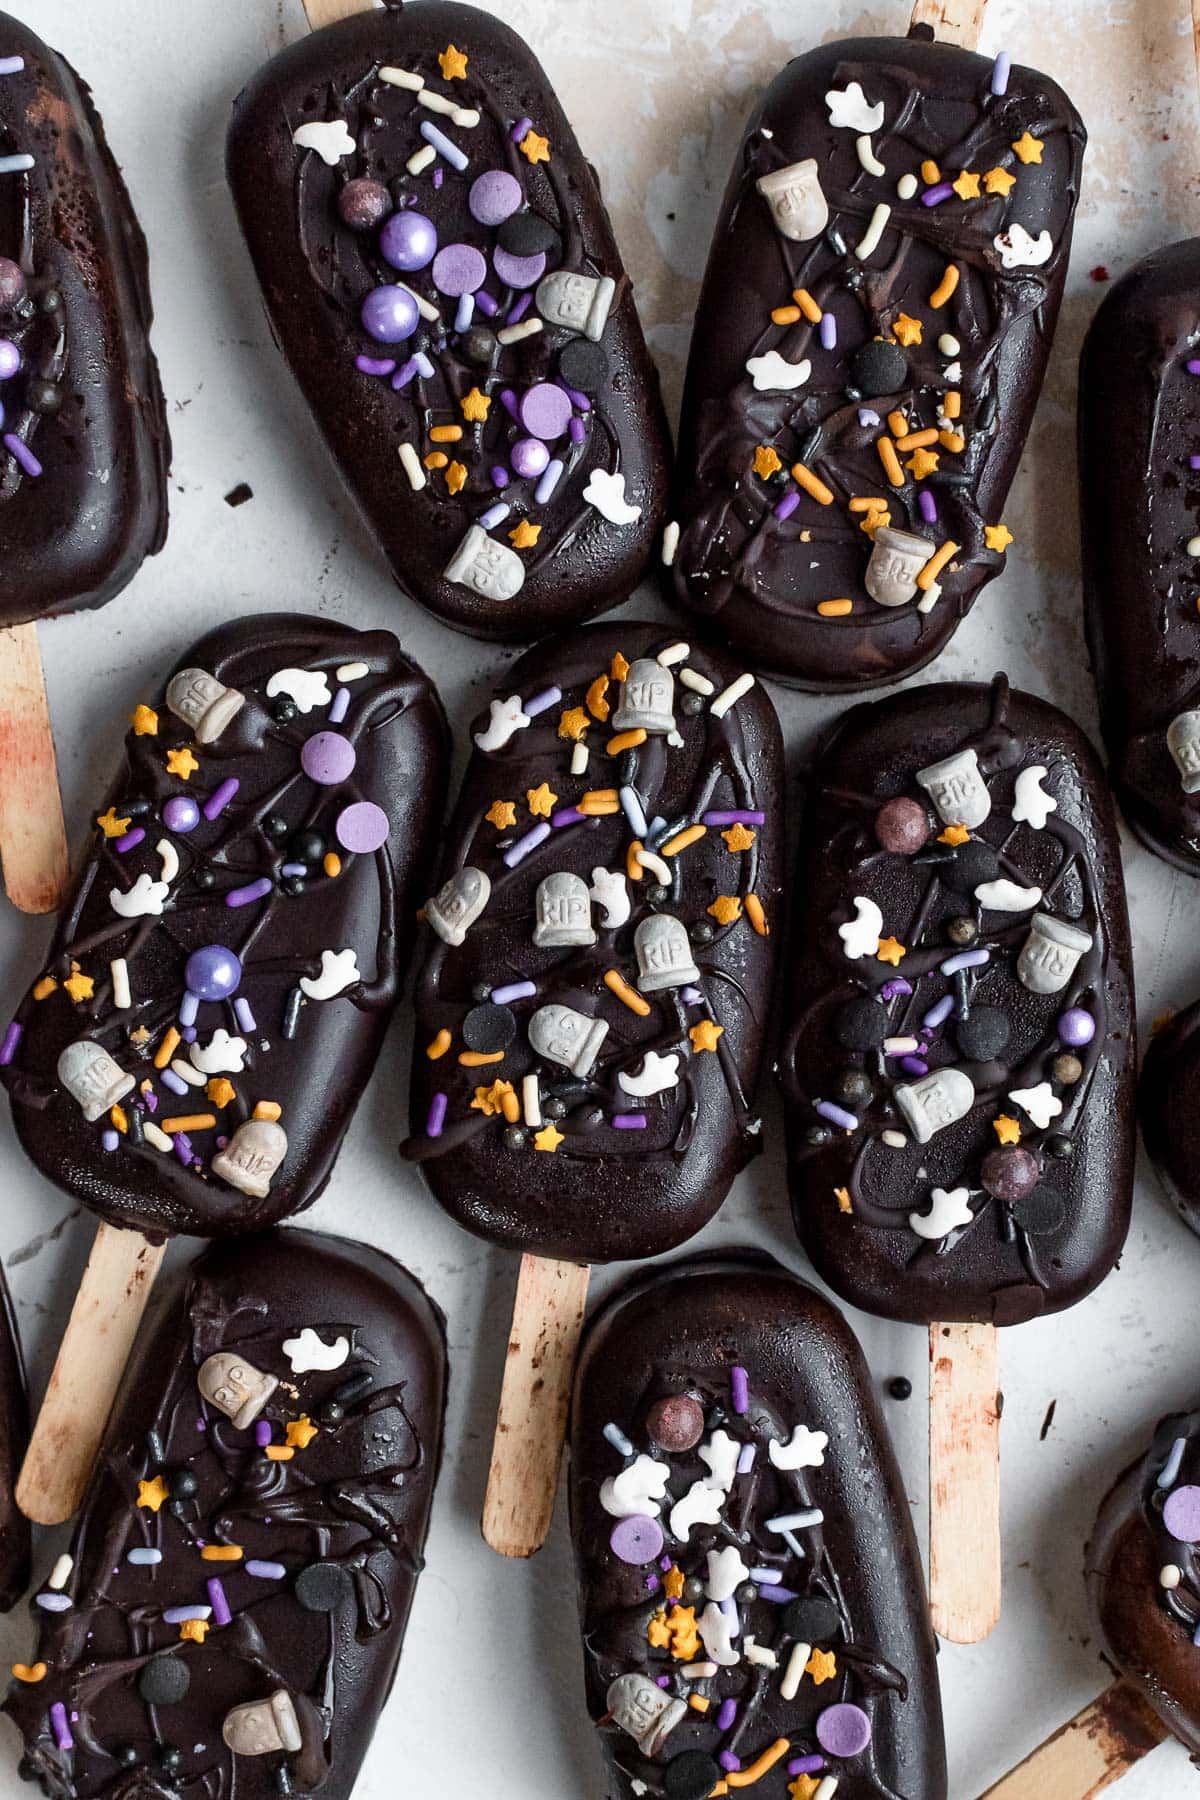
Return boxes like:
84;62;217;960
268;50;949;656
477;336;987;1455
0;8;169;626
570;1253;948;1800
672;34;1084;690
227;1;670;643
1;615;447;1239
782;676;1135;1326
3;1227;447;1800
1140;1002;1200;1232
402;623;783;1263
1080;239;1200;873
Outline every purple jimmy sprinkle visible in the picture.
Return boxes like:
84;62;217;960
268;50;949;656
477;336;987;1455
160;1069;189;1097
233;997;256;1033
0;57;25;75
413;351;436;379
644;1573;660;1592
990;49;1011;95
858;407;881;427
569;415;586;446
478;502;511;530
816;1099;857;1131
820;313;837;350
535;459;564;503
207;1577;232;1628
115;827;146;854
49;1703;72;1752
427;1092;448;1138
4;433;41;477
524;686;562;717
508;291;533;326
455;293;475;332
717;1699;738;1732
0;1021;22;1066
941;948;990;975
921;183;955;207
511;115;533;143
899;1056;929;1077
500;388;521;420
788;1756;826;1777
919;489;939;524
737;1442;756;1474
329;687;350;725
280;862;307;879
391;360;418;391
880;976;913;1001
730;1365;749;1414
355;355;396;377
256;1420;273;1447
492;465;510;489
178;992;199;1028
143;1090;158;1112
719;1753;741;1773
101;1129;119;1152
680;985;704;1004
492;979;536;1005
774;490;800;522
757;1583;799;1602
173;1133;194;1166
703;809;765;827
419;119;468;171
225;877;273;908
1188;360;1200;376
204;777;239;821
611;1113;647;1130
504;822;551;867
245;1560;286;1579
551;806;584;828
432;167;444;190
923;994;955;1030
561;383;591;413
163;1605;210;1624
656;1674;672;1690
475;290;499;318
659;1554;673;1572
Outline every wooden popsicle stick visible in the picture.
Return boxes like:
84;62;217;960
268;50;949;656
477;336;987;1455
302;0;375;29
978;1681;1168;1797
909;0;988;46
482;1253;591;1557
0;622;69;915
17;1221;165;1524
929;1321;1002;1642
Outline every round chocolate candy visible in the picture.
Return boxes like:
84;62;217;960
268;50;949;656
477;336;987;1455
295;1561;351;1612
980;1146;1041;1201
1052;1053;1083;1086
469;169;523;227
301;730;357;786
834;997;889;1051
558;338;607;393
850;338;908;397
942;840;1000;891
817;1702;872;1758
1043;1132;1074;1158
462;1003;517;1054
184;945;242;1002
874;796;929;854
609;1513;664;1565
338;177;391;232
888;1376;913;1400
138;1656;190;1706
360;284;420;344
168;1468;198;1498
432;242;487;298
459;325;498;366
336;801;390;854
519;382;572;441
379;208;437;272
832;1068;873;1110
955;1006;1010;1061
0;257;25;306
645;1393;705;1452
498;211;560;258
493;246;546;291
783;1594;840;1642
664;1752;722;1800
1011;1185;1067;1235
946;915;978;947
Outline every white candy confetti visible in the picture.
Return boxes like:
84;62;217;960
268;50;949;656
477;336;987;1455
266;668;332;714
974;878;1043;912
110;873;169;918
993;222;1054;269
157;839;179;884
299;947;361;1001
705;1547;749;1603
670;1480;726;1543
281;1327;350;1374
474;694;530;752
745;350;811;393
1009;1081;1063;1131
825;80;884;132
583;468;642;525
600;1453;670;1519
697;1603;740;1667
292;119;356;165
743;1635;779;1669
838;895;883;960
768;1425;828;1471
699;1429;740;1491
619;1050;681;1098
589;866;631;929
1012;764;1057;831
909;1185;974;1242
189;1029;248;1075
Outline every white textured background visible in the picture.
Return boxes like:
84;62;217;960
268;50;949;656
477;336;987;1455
0;0;1198;1793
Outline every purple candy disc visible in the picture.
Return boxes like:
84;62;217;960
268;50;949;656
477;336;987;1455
609;1514;665;1566
335;801;390;854
300;731;357;786
519;382;573;442
816;1703;873;1759
431;243;487;298
1163;1484;1200;1543
469;169;522;226
492;245;546;291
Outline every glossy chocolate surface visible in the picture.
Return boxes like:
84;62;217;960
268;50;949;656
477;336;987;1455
4;1227;446;1800
0;9;169;628
570;1252;947;1799
0;1264;29;1614
228;1;670;643
782;676;1135;1326
402;623;782;1264
1140;999;1200;1233
672;31;1083;690
1080;238;1200;873
2;615;446;1240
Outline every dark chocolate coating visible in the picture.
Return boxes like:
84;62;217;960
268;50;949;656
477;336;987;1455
3;1227;446;1800
2;615;447;1239
1140;1001;1200;1233
0;1263;30;1612
1088;1406;1200;1760
1080;239;1200;873
227;1;670;643
570;1252;947;1798
0;10;169;628
672;33;1084;690
782;676;1135;1326
402;623;782;1263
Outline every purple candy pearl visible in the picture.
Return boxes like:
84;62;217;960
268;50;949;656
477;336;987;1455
431;243;487;298
301;730;357;786
492;246;546;290
361;284;420;344
510;436;550;480
816;1703;873;1758
335;801;390;854
609;1513;665;1566
469;169;522;226
1164;1484;1200;1543
163;795;201;834
379;208;438;272
1058;1007;1095;1047
184;945;242;1002
519;382;573;442
0;339;19;380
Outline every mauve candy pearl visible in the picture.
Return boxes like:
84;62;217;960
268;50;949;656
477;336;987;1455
519;382;573;442
0;339;19;380
816;1703;872;1758
468;169;522;226
0;258;24;306
184;945;243;1002
338;178;391;232
492;245;546;291
301;730;357;786
510;436;550;480
645;1394;705;1451
980;1146;1041;1201
874;796;929;855
1164;1484;1200;1543
163;796;201;834
1058;1007;1096;1047
361;285;419;344
379;208;437;271
609;1513;665;1566
335;801;390;854
431;242;487;298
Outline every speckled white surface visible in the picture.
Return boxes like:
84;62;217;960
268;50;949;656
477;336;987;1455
0;0;1198;1794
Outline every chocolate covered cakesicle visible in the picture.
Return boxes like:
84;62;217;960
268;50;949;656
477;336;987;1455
0;1264;29;1612
3;1227;446;1800
0;9;169;626
782;675;1135;1326
571;1253;947;1800
402;623;783;1263
228;1;670;642
1080;240;1200;873
1140;1002;1200;1233
1;615;447;1239
671;31;1083;690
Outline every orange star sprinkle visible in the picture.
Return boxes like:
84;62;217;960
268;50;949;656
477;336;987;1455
97;807;132;839
952;169;981;200
285;1416;319;1450
859;505;891;537
130;704;159;737
534;1121;564;1153
1012;131;1043;164
689;1019;725;1054
668;1606;701;1661
63;965;94;1004
993;1114;1021;1146
558;706;590;741
461;386;490;422
526;782;557;818
206;1078;236;1110
486;799;517;829
438;43;468;79
905;447;940;480
520;129;550;165
471;1081;515;1118
983;166;1017;196
647;1611;672;1650
939;823;970;846
754;445;782;480
509;519;542;549
806;1648;838;1685
876;937;906;966
610;651;630;682
662;1565;686;1600
789;1779;821;1800
892;313;923;347
722;823;756;852
137;1476;169;1513
445;460;467;495
708;895;742;926
179;1619;209;1644
985;523;1014;553
834;1186;853;1213
130;1025;152;1046
166;747;198;780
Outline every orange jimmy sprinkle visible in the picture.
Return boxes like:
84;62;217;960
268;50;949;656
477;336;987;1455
607;728;647;756
424;451;449;470
160;1114;216;1134
264;1446;294;1462
894;427;939;452
200;1545;243;1562
426;1029;452;1060
939;429;966;454
626;839;645;880
921;158;941;183
500;1087;521;1124
817;598;853;617
604;970;651;1016
429;424;463;443
459;1050;504;1067
943;390;962;420
917;540;960;590
877;437;904;487
848;495;888;512
579;790;620;816
253;1100;282;1122
791;463;834;506
660;824;706;857
929;264;960;309
154;1027;181;1069
887;409;908;438
771;304;802;325
745;894;769;936
793;288;822;323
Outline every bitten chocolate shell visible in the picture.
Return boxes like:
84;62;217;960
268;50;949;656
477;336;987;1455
782;675;1135;1327
0;1264;30;1613
1080;239;1200;874
401;623;783;1263
570;1253;947;1799
227;1;670;643
3;1227;446;1800
671;31;1084;690
0;9;169;628
1;615;447;1240
1140;1001;1200;1232
1088;1406;1200;1761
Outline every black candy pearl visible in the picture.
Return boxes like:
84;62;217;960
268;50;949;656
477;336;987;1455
502;1126;527;1151
849;338;909;397
281;876;305;897
318;1400;345;1425
168;1467;198;1499
290;828;325;865
946;915;978;947
115;1746;139;1768
888;1376;913;1400
690;920;714;944
193;867;217;890
735;1580;758;1604
805;1122;833;1148
459;326;497;366
1044;1133;1073;1159
644;883;669;906
471;982;492;1003
955;1006;1010;1061
158;1748;183;1775
273;697;297;724
832;1068;873;1109
680;692;704;717
264;814;289;839
683;1575;705;1604
25;378;62;415
337;176;390;231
